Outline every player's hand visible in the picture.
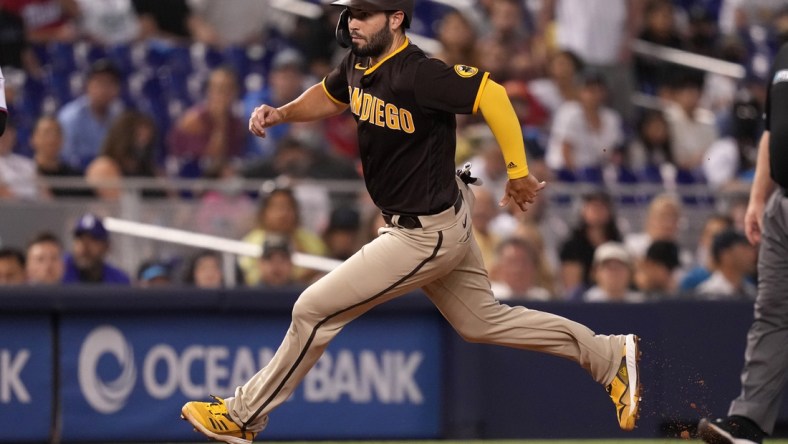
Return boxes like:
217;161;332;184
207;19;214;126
744;200;766;245
249;105;284;138
500;174;546;212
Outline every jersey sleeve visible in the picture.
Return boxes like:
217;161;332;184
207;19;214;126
414;58;489;114
322;55;351;105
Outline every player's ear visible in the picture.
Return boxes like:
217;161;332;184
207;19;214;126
389;11;405;31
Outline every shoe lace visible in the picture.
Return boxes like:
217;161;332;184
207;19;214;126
209;394;223;406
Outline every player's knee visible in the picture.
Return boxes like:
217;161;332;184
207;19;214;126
291;287;323;323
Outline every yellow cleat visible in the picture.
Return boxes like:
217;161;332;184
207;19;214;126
606;334;642;431
181;395;255;444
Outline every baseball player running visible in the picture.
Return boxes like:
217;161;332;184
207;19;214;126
181;1;641;442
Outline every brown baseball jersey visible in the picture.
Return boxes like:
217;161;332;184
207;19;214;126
323;39;489;215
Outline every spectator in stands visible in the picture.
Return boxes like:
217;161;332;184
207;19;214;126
58;59;124;172
546;70;623;179
132;0;192;43
192;162;257;240
136;260;172;288
634;240;680;299
257;235;299;289
290;4;342;79
583;241;645;303
703;97;761;189
559;191;623;300
465;135;509;201
244;50;309;159
187;0;272;48
511;222;558;297
0;248;26;285
624;193;687;261
663;73;718;175
183;250;235;288
680;214;734;292
1;0;79;44
627;110;674;177
481;0;537;80
0;121;39;200
242;137;358;181
540;0;642;120
359;207;387;245
695;229;757;300
85;110;163;199
491;237;552;302
74;0;140;45
322;206;361;261
0;7;44;78
434;9;480;68
25;232;64;285
634;0;687;93
167;66;245;178
469;188;501;271
528;50;584;116
239;186;326;286
30;116;82;191
63;213;130;284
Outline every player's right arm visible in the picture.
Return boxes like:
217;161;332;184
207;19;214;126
249;84;348;138
744;130;774;245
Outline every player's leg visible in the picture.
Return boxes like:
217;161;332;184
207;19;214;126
422;231;641;430
182;222;468;442
700;192;788;444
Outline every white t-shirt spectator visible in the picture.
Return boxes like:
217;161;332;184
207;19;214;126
546;101;623;171
554;0;627;65
664;103;718;171
0;153;38;199
187;0;271;46
76;0;139;45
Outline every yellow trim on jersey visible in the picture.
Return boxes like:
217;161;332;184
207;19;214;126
364;38;410;75
472;71;491;114
479;79;529;179
322;78;348;105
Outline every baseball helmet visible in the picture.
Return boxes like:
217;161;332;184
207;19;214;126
331;0;415;48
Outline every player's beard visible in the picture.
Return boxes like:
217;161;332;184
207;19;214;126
351;24;393;58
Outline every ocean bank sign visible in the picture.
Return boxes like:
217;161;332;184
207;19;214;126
60;314;441;441
0;316;52;442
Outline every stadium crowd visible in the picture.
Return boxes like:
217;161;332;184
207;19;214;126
0;0;784;302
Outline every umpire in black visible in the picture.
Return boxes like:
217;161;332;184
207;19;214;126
699;42;788;444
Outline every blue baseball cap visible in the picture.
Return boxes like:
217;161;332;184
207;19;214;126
73;213;109;241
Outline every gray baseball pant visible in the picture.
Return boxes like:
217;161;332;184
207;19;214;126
729;189;788;434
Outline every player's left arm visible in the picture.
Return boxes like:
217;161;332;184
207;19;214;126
477;79;546;210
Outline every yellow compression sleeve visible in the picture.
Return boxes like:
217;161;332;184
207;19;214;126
478;79;529;179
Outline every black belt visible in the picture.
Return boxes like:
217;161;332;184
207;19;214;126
382;192;463;229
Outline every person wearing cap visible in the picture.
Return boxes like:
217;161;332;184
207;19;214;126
583;241;645;303
181;0;641;441
57;59;124;172
136;260;172;288
257;235;298;289
62;214;130;285
698;38;788;444
694;229;757;301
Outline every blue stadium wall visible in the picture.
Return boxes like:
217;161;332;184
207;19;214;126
1;287;786;442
